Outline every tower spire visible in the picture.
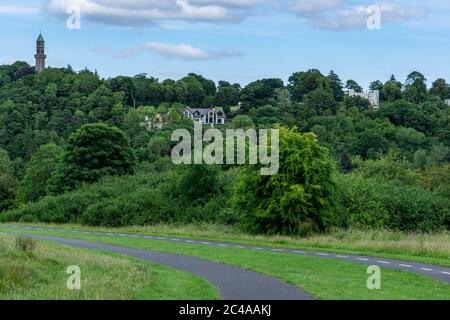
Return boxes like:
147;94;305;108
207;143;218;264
35;32;46;73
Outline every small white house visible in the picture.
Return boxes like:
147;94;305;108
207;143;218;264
445;99;450;106
348;89;380;109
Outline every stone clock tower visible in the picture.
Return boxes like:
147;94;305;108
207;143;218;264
35;33;46;73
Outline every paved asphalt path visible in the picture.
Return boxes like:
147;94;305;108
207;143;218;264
5;232;312;300
3;225;450;284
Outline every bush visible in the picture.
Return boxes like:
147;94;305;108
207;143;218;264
15;237;37;253
2;165;238;228
419;164;450;197
176;165;220;203
334;173;450;232
353;155;419;185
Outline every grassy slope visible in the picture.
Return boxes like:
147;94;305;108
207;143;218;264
5;222;449;267
0;233;218;300
1;227;448;300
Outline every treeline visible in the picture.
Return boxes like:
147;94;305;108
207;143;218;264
0;62;449;234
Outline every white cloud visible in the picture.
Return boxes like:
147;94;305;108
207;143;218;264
118;42;243;61
43;0;264;26
289;0;343;16
42;0;429;30
190;0;266;8
0;5;40;15
313;3;426;30
288;1;427;30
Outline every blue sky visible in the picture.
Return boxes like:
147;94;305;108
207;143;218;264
1;0;449;88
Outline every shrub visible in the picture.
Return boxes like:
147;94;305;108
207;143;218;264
1;163;238;227
176;165;220;203
334;173;450;232
419;164;450;197
15;237;37;253
353;154;419;185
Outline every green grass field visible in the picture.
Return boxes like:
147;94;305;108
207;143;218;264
0;233;218;300
1;225;449;300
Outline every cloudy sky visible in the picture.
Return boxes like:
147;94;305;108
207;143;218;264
1;0;449;88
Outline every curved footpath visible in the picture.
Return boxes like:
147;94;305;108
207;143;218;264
3;225;450;284
6;232;312;300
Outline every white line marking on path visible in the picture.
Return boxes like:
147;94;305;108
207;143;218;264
7;225;450;279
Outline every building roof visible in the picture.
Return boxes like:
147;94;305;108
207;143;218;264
186;107;225;117
37;33;44;42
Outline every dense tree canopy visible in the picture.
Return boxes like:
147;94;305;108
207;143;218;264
327;70;345;102
54;123;136;190
19;143;63;202
404;71;427;104
288;69;329;102
345;79;362;93
240;78;284;112
0;61;449;234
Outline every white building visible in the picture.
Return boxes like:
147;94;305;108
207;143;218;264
183;108;226;125
348;89;380;109
445;99;450;106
